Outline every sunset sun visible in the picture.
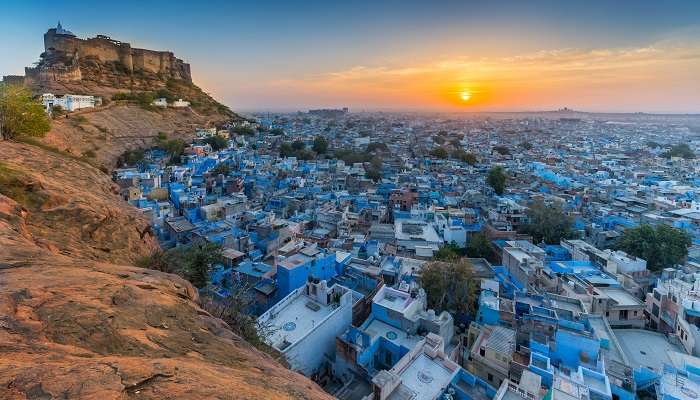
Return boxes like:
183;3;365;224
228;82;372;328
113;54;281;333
460;91;471;102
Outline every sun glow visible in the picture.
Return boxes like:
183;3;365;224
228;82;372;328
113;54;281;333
460;91;471;102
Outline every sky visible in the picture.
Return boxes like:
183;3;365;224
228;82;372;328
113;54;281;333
1;0;700;113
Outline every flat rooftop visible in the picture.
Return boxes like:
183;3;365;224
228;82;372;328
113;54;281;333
613;329;684;372
264;293;334;351
588;316;625;365
374;286;414;314
391;354;454;400
278;252;312;269
659;367;700;400
597;287;643;307
363;318;422;350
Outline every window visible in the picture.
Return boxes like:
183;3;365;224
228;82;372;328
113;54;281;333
652;304;659;317
480;348;485;357
488;373;494;382
620;310;628;320
654;291;661;301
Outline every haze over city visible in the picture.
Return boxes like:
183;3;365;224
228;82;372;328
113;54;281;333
2;0;700;113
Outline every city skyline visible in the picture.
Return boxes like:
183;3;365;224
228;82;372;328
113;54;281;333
2;0;700;113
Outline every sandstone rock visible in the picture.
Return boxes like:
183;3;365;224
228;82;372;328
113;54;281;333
0;142;332;400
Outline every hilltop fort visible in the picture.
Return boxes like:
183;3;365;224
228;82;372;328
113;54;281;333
4;22;193;95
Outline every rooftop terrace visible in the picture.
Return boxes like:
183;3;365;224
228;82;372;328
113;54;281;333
262;291;336;351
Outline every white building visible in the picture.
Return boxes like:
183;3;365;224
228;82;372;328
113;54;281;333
172;98;191;108
42;93;97;112
365;333;462;400
152;98;168;108
257;279;357;376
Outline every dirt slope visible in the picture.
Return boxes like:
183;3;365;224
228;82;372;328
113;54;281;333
0;141;332;399
43;103;230;169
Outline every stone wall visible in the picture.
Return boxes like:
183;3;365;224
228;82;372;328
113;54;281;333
43;29;191;82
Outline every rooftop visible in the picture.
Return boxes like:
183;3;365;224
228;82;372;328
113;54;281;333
363;317;422;350
596;287;643;307
373;286;414;314
390;353;455;400
613;329;684;372
262;291;336;351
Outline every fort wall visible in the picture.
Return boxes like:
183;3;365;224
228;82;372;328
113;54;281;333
42;29;191;82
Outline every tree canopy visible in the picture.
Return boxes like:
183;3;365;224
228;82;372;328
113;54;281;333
210;163;230;176
663;143;695;159
487;166;507;195
420;259;478;315
451;149;477;165
231;126;256;136
434;242;463;261
203;135;228;151
466;232;493;259
0;83;51;140
137;242;223;288
312;136;328;154
519;200;575;244
616;224;691;272
493;145;510;155
430;147;449;159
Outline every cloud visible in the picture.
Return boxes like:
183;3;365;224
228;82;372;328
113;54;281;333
257;39;700;112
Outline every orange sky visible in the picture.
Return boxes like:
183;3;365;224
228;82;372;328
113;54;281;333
253;43;700;112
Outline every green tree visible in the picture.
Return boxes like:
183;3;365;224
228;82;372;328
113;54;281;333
312;136;329;154
365;168;381;182
210;163;230;176
430;147;449;159
493;145;510;155
520;141;533;150
420;259;479;315
137;242;223;289
663;143;695;159
161;138;186;164
183;242;223;288
434;242;462;261
269;127;284;135
232;126;256;136
433;135;446;145
117;149;146;167
297;149;315;160
0;83;51;140
292;140;305;151
451;149;477;165
367;142;389;153
487;166;507;195
466;233;493;259
616;224;691;272
519;200;574;244
279;142;294;157
203;135;228;151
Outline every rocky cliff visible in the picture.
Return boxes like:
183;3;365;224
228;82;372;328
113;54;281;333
0;143;332;400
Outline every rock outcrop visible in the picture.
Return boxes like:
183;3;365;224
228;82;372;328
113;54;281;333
0;141;332;399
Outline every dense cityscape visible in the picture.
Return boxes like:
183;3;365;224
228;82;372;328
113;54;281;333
3;2;700;399
113;108;700;400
